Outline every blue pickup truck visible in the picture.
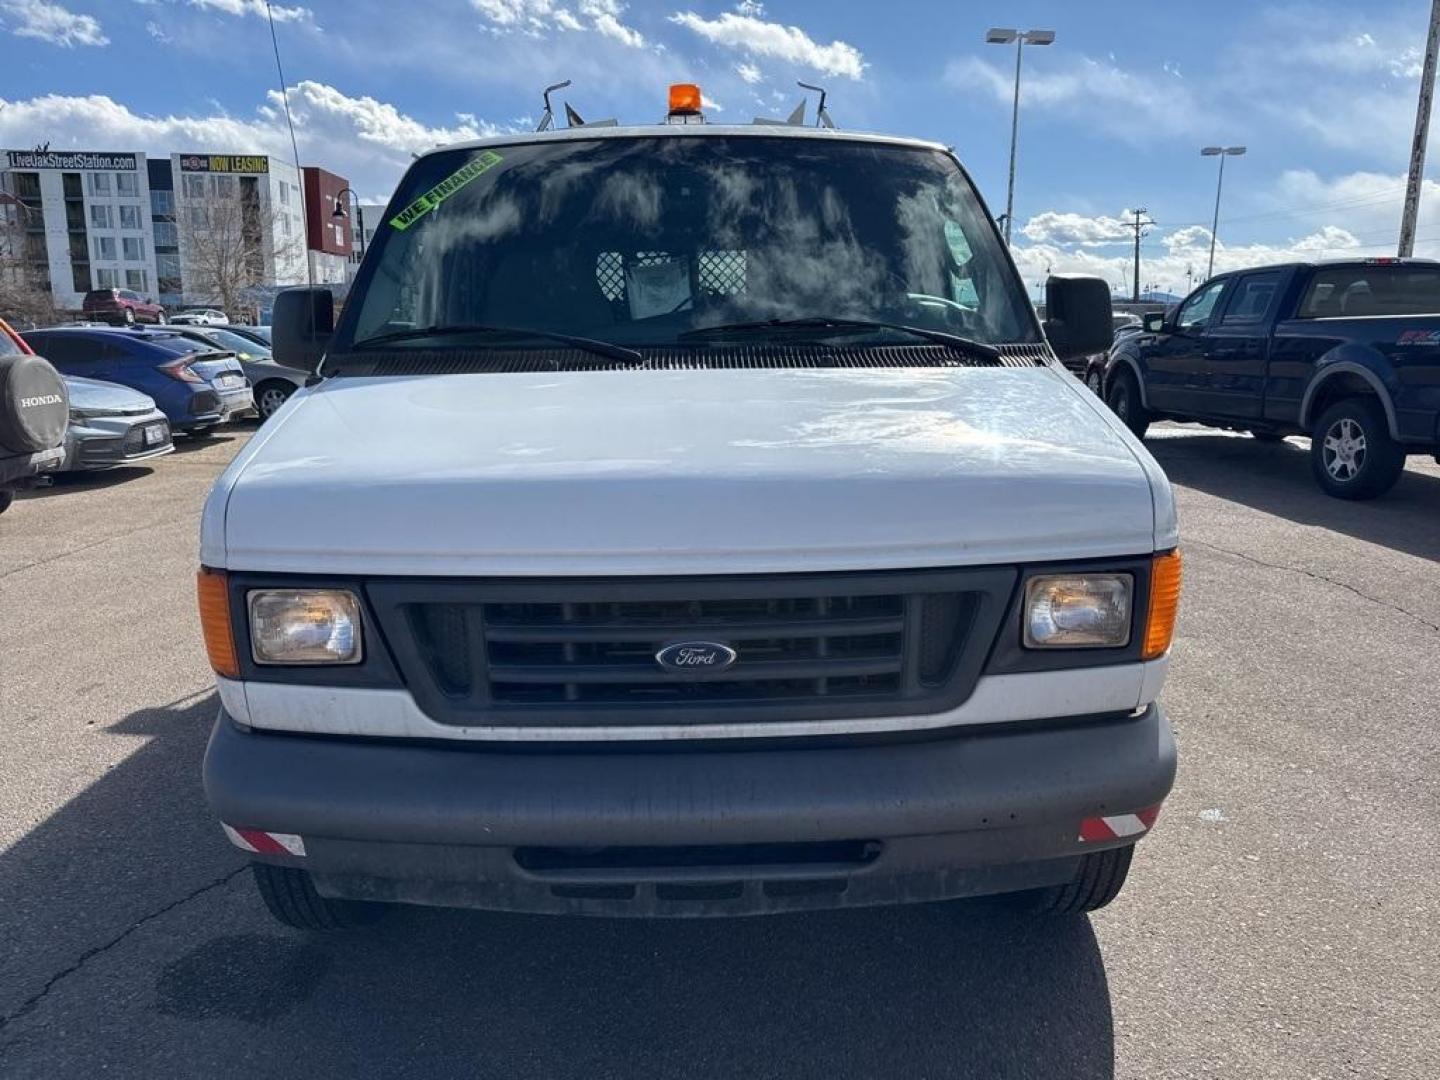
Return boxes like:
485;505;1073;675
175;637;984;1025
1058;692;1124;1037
1104;258;1440;499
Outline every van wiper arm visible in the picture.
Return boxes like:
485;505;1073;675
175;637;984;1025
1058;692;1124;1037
352;324;644;364
677;317;1002;360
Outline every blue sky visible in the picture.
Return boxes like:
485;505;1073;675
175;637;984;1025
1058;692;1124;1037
2;0;1439;294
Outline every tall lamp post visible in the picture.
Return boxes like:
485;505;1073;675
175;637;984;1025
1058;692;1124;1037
1201;145;1246;279
986;27;1055;245
331;187;366;265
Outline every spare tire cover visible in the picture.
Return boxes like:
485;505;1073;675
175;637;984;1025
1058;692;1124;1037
0;354;69;454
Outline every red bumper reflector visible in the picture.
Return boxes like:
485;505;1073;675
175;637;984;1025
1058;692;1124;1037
1078;804;1161;843
221;823;306;857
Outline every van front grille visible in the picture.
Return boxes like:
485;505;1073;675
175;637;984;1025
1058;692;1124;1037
367;569;1016;730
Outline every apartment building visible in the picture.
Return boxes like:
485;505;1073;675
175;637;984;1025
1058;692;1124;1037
0;148;160;308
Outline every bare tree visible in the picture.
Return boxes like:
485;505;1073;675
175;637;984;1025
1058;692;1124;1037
0;205;57;328
176;198;304;319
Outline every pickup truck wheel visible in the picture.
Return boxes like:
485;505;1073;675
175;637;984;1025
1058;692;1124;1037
251;864;387;931
1310;398;1405;500
1004;845;1134;915
0;488;13;514
1084;367;1104;396
1105;368;1150;438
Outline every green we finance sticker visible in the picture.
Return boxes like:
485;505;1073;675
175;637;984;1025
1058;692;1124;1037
389;150;504;231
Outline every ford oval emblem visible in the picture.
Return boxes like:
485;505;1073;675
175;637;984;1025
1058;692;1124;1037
655;641;739;674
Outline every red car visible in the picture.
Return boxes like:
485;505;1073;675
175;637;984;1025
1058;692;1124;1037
82;288;167;326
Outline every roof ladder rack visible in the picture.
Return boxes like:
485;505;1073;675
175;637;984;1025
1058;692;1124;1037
752;82;837;128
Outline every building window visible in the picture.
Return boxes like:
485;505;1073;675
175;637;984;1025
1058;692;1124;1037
153;221;178;247
71;264;92;293
95;236;116;260
126;269;148;291
62;172;83;199
183;174;207;199
95;268;119;288
88;172;112;196
278;180;289;205
119;204;142;230
116;172;138;197
157;252;181;280
122;237;145;261
212;175;235;198
188;205;207;229
90;204;112;229
151;189;174;216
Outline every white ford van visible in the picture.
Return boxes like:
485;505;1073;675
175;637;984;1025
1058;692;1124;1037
198;91;1180;930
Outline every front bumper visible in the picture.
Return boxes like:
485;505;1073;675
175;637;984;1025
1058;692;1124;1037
205;703;1176;916
61;414;172;471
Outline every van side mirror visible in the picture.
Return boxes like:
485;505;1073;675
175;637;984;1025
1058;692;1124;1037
1143;311;1166;334
1043;274;1112;361
272;287;334;375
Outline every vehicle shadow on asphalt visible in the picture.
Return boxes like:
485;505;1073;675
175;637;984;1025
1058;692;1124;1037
4;691;1116;1078
18;465;163;499
1148;433;1440;563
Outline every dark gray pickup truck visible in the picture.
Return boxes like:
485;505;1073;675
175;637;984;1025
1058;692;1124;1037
1103;258;1440;498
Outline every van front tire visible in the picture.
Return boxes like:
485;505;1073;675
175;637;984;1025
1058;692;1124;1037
251;863;387;931
1003;845;1134;916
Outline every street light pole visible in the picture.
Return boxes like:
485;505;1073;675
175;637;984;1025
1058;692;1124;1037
986;27;1055;245
331;186;366;264
1202;145;1246;280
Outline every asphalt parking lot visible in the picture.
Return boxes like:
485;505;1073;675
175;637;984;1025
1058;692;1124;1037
1;423;1437;1080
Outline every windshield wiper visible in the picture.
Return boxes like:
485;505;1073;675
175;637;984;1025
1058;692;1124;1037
677;317;1002;361
352;324;644;364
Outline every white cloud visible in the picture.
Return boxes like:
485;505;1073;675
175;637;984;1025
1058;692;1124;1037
472;0;643;46
1;0;107;47
668;11;864;80
944;54;1209;141
1007;169;1440;297
0;84;501;202
144;19;168;41
187;0;310;21
735;61;762;84
735;0;762;14
1021;211;1135;247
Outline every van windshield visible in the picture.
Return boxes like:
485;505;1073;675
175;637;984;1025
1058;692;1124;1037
337;135;1038;356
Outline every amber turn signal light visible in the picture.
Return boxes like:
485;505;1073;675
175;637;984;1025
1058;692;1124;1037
668;83;703;115
197;567;240;678
1142;549;1182;660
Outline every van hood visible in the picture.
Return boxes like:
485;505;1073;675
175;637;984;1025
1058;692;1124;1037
207;366;1171;575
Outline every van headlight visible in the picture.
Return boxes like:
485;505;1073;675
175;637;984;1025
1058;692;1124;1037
248;589;363;665
1023;574;1132;648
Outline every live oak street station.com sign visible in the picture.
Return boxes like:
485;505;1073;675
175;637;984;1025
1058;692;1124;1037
5;150;138;171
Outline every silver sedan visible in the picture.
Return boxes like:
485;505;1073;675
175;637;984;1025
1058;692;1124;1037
60;376;173;471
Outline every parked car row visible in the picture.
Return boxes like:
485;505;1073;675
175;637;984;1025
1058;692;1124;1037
0;318;301;512
79;288;235;328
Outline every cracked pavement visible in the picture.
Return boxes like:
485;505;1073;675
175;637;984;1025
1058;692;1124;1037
0;423;1436;1079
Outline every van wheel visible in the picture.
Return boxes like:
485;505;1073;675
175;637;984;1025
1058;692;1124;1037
251;864;387;931
1105;368;1150;438
1004;845;1134;916
1310;398;1405;500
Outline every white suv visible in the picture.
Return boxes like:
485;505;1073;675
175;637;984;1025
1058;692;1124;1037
198;112;1180;930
